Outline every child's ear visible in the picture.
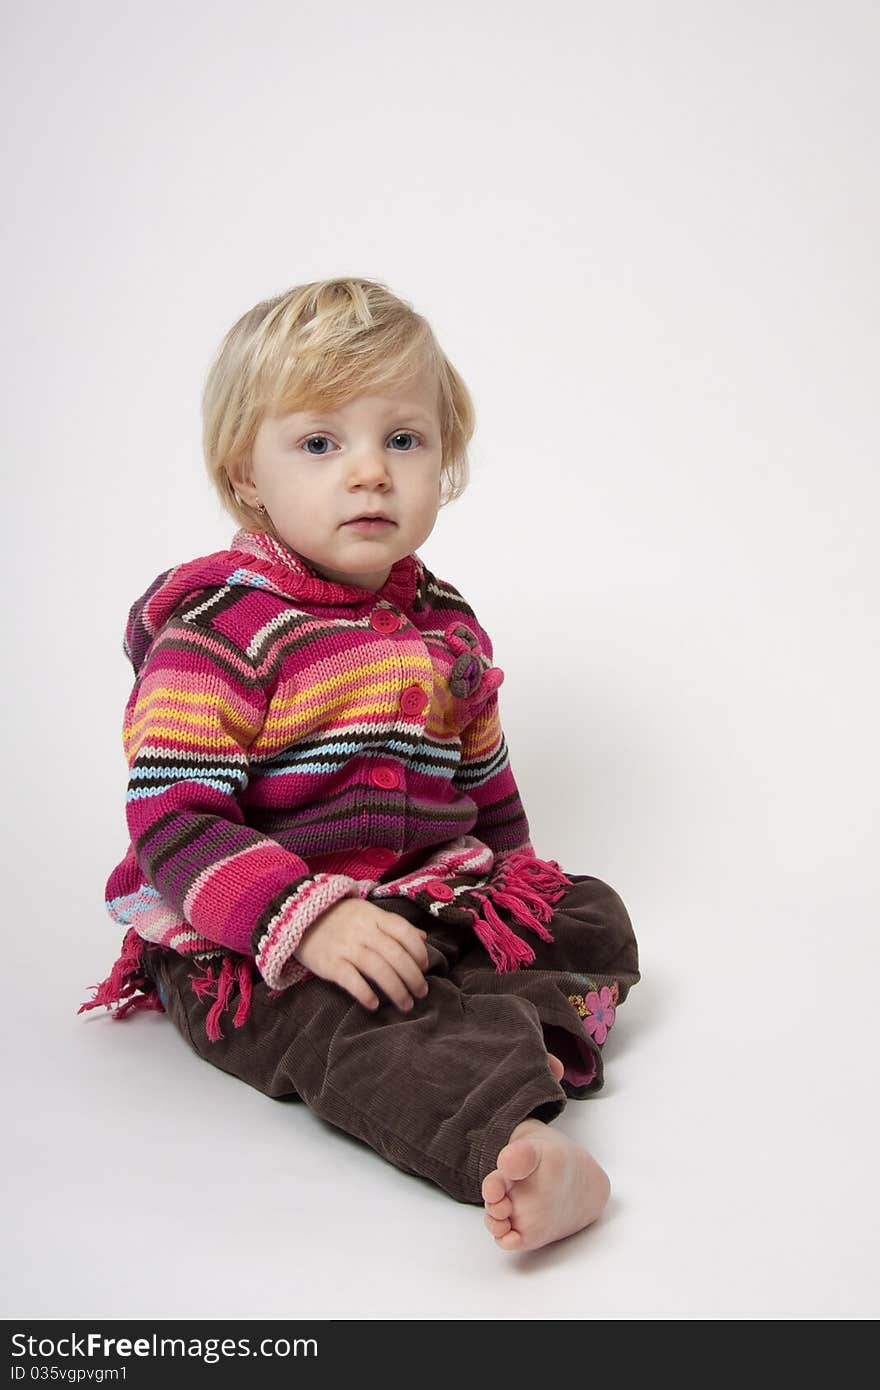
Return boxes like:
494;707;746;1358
226;455;257;506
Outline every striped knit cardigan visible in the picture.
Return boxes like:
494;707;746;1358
80;528;572;1041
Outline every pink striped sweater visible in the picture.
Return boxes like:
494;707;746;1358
81;528;572;1039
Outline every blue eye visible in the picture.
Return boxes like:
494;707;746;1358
301;431;421;456
303;436;333;456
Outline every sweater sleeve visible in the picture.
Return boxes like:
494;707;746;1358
121;617;365;990
451;628;533;857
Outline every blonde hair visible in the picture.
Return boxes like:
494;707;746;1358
202;277;475;538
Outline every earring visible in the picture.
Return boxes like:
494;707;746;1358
255;501;267;514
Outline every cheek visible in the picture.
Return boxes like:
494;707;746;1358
409;490;439;524
265;469;309;502
412;464;443;501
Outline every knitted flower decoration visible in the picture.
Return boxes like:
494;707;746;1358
583;986;616;1044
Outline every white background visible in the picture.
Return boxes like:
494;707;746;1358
3;0;877;1320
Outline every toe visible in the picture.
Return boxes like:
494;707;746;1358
484;1212;512;1237
496;1227;524;1251
497;1137;541;1184
481;1170;508;1204
547;1052;565;1081
485;1195;512;1220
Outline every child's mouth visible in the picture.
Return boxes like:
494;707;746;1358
344;519;395;531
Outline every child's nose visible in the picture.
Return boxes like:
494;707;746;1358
348;450;393;483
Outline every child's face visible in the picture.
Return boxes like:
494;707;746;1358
232;366;444;592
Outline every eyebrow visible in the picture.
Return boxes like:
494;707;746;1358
294;405;435;424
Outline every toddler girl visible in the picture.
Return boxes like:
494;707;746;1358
79;277;640;1251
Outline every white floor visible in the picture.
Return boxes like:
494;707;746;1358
5;853;877;1320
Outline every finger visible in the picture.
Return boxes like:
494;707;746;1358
355;946;418;1013
335;961;380;1012
370;931;430;999
376;914;431;971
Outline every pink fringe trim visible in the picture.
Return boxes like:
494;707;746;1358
77;927;166;1020
188;955;256;1042
78;929;259;1042
469;897;537;970
467;849;573;973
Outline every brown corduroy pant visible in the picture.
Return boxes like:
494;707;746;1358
141;873;639;1204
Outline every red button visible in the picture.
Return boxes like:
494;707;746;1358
400;684;428;716
371;609;401;633
370;766;400;790
424;879;454;901
363;847;396;869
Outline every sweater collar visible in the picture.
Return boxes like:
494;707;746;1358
229;528;424;612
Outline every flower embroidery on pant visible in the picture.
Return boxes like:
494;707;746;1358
567;992;590;1019
567;981;619;1045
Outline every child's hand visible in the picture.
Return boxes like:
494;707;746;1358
293;898;431;1013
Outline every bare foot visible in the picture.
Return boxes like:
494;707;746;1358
547;1051;565;1082
481;1118;610;1251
